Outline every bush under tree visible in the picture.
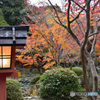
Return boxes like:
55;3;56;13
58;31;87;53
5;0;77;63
38;68;81;100
72;67;83;76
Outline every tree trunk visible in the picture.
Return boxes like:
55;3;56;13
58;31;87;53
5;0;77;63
86;57;98;100
81;48;98;100
81;49;90;92
85;50;98;100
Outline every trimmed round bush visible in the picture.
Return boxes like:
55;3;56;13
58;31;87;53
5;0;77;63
72;67;83;76
38;68;81;100
6;78;23;100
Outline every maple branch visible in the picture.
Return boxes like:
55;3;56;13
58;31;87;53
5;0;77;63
79;18;86;32
76;20;85;36
48;0;69;31
88;30;100;37
48;0;63;25
67;0;70;25
96;18;100;22
66;53;77;67
72;0;86;11
71;10;85;36
82;0;91;49
90;17;100;54
90;35;97;54
70;6;86;23
88;18;100;37
81;30;99;47
67;0;81;46
33;27;57;52
81;20;100;45
91;0;100;11
48;0;81;46
52;14;68;30
70;0;91;23
25;46;35;59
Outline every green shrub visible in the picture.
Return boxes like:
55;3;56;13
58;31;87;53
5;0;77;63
78;75;85;88
72;67;83;76
6;78;23;100
29;74;41;96
38;68;81;100
29;74;41;85
98;79;100;94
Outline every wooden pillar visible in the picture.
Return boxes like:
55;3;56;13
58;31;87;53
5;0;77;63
0;75;6;100
11;46;16;69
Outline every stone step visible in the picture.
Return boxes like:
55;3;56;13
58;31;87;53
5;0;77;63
97;94;100;100
24;96;44;100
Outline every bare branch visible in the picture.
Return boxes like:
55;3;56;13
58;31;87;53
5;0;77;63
48;0;81;46
89;18;100;37
48;0;63;25
33;27;57;52
96;18;100;22
67;0;71;26
67;0;81;46
70;0;91;23
91;0;100;11
79;18;86;32
71;10;85;36
52;15;68;29
72;0;86;11
90;35;97;54
82;0;91;49
48;0;70;31
88;30;100;37
70;10;84;23
90;17;100;54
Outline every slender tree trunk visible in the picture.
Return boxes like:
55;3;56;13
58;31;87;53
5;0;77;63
86;55;98;100
81;49;96;100
81;49;90;92
84;50;98;100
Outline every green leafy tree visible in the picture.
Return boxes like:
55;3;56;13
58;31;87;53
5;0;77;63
0;0;25;25
0;8;8;25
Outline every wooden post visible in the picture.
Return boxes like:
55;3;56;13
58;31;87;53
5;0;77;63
0;75;6;100
0;71;19;100
11;46;16;69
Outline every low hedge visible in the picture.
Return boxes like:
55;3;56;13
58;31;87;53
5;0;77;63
6;78;23;100
72;67;83;76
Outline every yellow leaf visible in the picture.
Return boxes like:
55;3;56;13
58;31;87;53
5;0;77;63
62;43;66;49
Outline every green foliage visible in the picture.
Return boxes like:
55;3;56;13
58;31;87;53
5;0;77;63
78;75;85;88
29;74;41;96
0;0;25;25
98;79;100;94
72;67;83;76
29;74;41;85
38;68;81;100
6;78;23;100
0;8;9;25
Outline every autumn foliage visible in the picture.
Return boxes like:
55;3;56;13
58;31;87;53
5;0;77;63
16;0;100;71
16;6;80;70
